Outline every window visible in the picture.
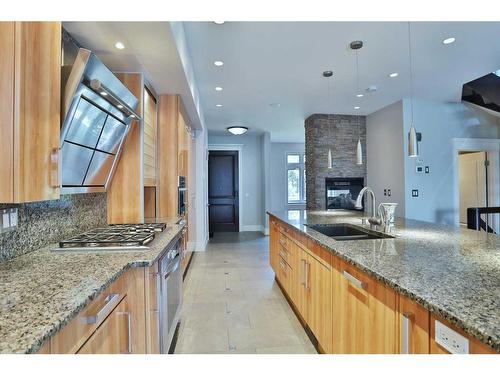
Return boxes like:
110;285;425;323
287;153;306;204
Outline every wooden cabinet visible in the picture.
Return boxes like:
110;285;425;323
49;267;146;354
77;296;131;354
275;228;332;353
0;21;61;203
398;294;430;354
145;261;160;354
269;218;280;274
334;260;398;354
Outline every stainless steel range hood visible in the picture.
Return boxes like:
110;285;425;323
60;43;141;194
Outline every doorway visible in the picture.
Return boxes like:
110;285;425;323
208;150;240;235
458;151;488;226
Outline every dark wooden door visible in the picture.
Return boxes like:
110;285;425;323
208;151;239;233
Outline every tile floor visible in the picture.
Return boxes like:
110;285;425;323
174;232;317;354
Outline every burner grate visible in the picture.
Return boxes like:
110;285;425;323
59;223;166;249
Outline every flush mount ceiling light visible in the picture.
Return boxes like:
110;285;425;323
114;42;125;50
354;106;361;110
356;94;364;98
214;86;223;91
388;72;399;78
213;21;225;25
214;60;224;67
322;70;333;78
227;126;248;135
442;37;456;45
215;104;223;107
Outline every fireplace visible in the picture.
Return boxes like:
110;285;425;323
325;178;364;210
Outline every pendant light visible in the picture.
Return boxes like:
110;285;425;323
407;22;420;157
323;70;334;169
350;41;364;165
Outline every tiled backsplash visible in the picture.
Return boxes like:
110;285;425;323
0;193;107;262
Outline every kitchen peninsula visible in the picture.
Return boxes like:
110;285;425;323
268;209;500;354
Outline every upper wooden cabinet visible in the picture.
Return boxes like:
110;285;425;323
0;22;61;203
143;87;157;187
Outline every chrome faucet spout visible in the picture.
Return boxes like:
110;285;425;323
355;187;381;229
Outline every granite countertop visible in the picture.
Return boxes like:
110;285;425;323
268;209;500;352
0;220;184;354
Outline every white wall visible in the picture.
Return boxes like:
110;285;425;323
192;128;209;251
366;100;406;218
269;142;306;213
208;133;264;231
261;132;271;235
458;152;487;224
403;98;500;225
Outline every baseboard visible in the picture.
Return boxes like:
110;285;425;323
188;238;208;252
241;225;263;232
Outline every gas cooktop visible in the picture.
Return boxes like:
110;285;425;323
53;223;167;252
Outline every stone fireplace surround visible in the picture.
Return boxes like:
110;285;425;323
305;114;367;210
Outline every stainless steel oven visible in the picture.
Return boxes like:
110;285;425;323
159;237;183;353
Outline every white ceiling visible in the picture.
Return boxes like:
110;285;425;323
62;22;204;130
183;22;500;142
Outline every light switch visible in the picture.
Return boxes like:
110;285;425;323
2;213;10;229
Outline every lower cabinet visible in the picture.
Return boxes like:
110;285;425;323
77;296;131;354
334;260;398;354
269;218;280;274
398;294;430;354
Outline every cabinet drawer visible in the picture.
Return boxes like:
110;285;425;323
51;272;129;353
77;296;131;354
278;257;292;295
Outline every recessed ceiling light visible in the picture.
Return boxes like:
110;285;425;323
388;72;399;78
114;42;125;50
356;94;364;98
100;91;108;96
354;106;361;110
117;104;124;109
215;86;223;91
442;37;456;45
322;70;333;78
269;103;281;108
215;104;223;107
213;21;225;25
227;126;248;135
214;60;224;67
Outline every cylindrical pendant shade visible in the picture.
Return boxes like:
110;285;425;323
328;148;333;169
356;138;363;165
408;124;419;157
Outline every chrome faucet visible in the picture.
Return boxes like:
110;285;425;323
355;187;382;229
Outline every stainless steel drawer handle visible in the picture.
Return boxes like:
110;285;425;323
401;313;412;354
342;271;366;290
117;311;132;354
85;293;121;324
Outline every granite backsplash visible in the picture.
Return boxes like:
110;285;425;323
0;193;107;262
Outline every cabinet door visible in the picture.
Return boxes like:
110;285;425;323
295;247;309;321
77;296;131;354
145;262;160;354
337;261;397;354
0;22;61;203
398;295;430;354
269;219;279;274
307;253;333;353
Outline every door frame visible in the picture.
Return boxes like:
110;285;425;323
452;138;500;228
207;144;243;232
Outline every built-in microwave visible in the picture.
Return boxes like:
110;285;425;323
178;176;186;216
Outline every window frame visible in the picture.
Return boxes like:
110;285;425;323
286;152;306;205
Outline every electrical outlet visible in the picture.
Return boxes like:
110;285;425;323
411;189;419;197
9;209;18;227
435;320;469;354
387;189;391;197
384;189;387;196
425;166;430;174
2;213;10;229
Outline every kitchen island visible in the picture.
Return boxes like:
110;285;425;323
267;209;500;354
0;220;184;354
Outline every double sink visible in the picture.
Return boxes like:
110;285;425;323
305;223;394;241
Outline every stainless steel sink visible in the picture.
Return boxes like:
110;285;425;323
305;223;394;241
